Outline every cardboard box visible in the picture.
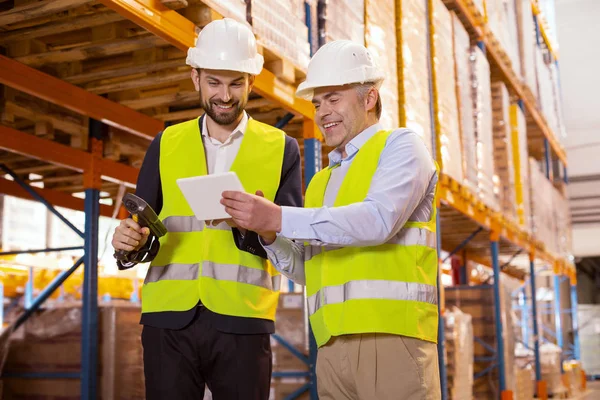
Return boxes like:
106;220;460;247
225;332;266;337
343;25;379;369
1;301;144;399
445;283;515;398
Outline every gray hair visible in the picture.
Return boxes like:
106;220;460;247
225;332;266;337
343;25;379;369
354;83;382;119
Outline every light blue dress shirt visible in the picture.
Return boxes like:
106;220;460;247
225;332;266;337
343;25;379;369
262;122;438;285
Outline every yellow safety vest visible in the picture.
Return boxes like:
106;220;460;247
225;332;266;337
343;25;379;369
304;130;439;347
141;117;285;321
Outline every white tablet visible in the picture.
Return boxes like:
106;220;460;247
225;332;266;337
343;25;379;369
176;172;246;221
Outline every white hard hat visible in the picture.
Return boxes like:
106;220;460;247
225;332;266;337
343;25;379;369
186;18;264;75
295;40;385;100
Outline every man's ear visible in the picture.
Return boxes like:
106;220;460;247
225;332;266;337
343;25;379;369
247;74;255;92
191;68;201;91
365;87;378;113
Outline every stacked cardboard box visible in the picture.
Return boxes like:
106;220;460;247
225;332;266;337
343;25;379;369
318;0;365;45
541;343;567;396
272;293;309;399
516;0;537;92
491;82;517;222
452;12;478;192
514;365;535;400
529;158;558;253
552;188;572;258
510;104;532;233
445;284;515;398
471;46;500;211
563;360;584;397
1;302;144;399
366;0;399;129
431;0;463;183
200;0;248;24
444;307;473;400
251;0;311;69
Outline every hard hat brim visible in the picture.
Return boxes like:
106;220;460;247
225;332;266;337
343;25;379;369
295;76;385;100
186;48;264;76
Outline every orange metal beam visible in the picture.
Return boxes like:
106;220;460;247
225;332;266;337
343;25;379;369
98;0;315;121
0;55;163;141
0;126;139;186
0;125;89;172
0;178;115;218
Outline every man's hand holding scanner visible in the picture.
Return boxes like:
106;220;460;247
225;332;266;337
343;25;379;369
221;190;280;244
112;218;150;253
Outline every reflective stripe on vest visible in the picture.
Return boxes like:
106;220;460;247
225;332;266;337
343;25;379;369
163;216;205;232
303;129;440;347
305;226;436;261
145;262;281;291
307;280;437;315
142;117;285;320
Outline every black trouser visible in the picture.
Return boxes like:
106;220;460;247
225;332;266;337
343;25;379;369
141;307;272;400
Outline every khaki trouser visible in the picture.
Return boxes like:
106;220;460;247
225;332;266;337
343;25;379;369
316;333;441;400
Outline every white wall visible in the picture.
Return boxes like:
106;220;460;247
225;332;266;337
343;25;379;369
556;0;600;256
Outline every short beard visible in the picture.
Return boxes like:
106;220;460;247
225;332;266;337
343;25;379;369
200;91;246;126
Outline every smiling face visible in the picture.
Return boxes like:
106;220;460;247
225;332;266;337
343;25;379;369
311;84;379;150
192;68;253;126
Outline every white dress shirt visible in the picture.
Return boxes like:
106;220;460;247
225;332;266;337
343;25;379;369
201;111;248;174
262;123;438;285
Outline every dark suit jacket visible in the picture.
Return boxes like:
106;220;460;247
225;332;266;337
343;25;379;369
118;116;303;333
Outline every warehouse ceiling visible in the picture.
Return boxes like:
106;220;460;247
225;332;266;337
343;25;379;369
556;0;600;255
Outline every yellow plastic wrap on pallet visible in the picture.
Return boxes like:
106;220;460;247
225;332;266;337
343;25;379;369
365;0;399;129
430;0;463;184
509;104;531;234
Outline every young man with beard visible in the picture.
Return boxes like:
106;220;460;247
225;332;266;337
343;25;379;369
220;40;441;399
111;18;302;400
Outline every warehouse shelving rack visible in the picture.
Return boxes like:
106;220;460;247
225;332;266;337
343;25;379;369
0;1;578;400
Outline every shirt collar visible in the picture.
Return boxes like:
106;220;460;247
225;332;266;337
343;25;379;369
328;122;385;166
201;110;249;139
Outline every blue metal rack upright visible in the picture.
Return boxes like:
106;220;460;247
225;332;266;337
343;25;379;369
0;118;104;400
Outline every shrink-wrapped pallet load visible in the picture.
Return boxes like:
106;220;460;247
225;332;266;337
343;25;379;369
318;0;365;45
452;12;478;191
445;283;515;398
491;82;517;222
516;0;537;95
366;0;399;129
529;158;558;253
397;0;433;154
471;46;500;211
431;0;463;183
444;307;474;400
251;0;311;69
